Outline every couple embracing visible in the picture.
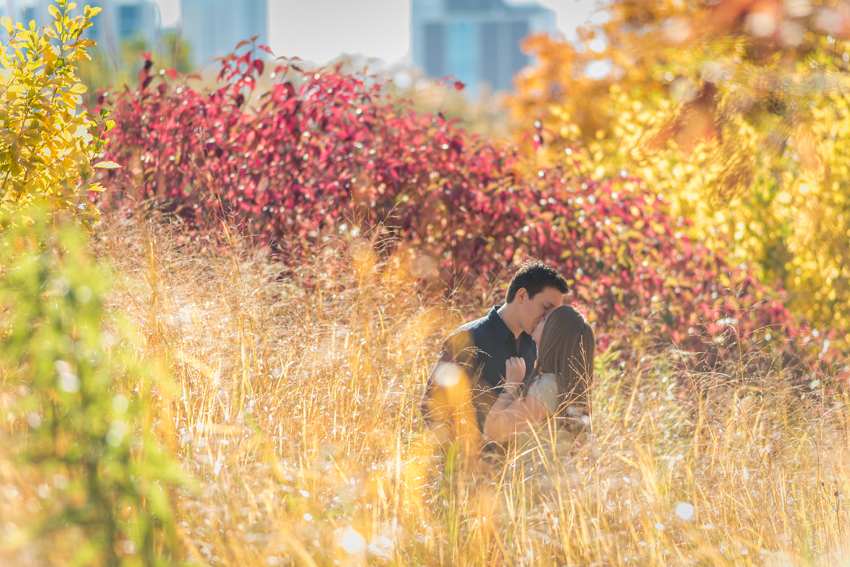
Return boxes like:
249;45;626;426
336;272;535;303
423;261;594;455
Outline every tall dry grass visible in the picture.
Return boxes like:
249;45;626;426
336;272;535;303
82;214;850;566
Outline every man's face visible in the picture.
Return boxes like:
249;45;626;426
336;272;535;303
532;314;547;344
516;286;563;336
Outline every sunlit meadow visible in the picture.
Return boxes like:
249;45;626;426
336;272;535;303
2;0;850;564
4;213;845;566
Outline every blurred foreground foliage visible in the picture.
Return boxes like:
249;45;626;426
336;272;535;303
0;204;186;566
0;0;114;227
508;0;850;334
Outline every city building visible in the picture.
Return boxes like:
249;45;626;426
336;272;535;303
411;0;556;95
0;0;50;28
2;0;158;45
180;0;268;68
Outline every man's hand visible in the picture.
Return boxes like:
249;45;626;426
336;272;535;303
505;357;526;385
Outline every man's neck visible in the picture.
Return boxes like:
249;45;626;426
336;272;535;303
497;303;523;339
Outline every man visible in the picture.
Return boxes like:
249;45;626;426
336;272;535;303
423;261;569;440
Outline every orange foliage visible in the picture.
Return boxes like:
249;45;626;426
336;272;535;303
507;0;850;333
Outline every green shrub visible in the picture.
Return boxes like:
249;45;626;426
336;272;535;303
0;204;186;566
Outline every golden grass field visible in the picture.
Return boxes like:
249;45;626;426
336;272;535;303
3;212;849;566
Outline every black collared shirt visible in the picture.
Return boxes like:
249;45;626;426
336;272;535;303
426;306;536;429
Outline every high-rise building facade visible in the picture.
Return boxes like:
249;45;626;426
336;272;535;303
3;0;157;46
0;0;47;28
412;0;556;95
180;0;268;68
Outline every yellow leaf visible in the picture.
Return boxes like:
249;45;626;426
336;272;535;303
93;161;121;169
67;51;91;62
1;16;11;34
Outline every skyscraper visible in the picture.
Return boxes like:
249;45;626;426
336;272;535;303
3;0;157;45
0;0;47;28
180;0;268;68
412;0;556;95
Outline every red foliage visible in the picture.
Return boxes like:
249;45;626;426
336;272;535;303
96;47;845;384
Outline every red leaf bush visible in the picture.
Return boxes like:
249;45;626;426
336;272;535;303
96;47;846;386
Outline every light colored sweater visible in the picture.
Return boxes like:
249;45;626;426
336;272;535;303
527;373;559;415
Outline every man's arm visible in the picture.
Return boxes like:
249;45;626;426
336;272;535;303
425;329;478;390
421;329;479;430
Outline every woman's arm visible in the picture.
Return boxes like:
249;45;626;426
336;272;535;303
483;358;551;443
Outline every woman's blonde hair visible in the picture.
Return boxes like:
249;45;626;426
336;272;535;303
526;305;595;421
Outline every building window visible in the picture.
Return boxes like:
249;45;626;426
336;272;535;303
447;0;498;11
22;7;36;25
510;20;530;75
424;23;445;78
88;15;102;42
119;5;142;38
480;21;499;89
446;20;478;88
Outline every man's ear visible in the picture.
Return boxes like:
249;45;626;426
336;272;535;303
516;288;527;302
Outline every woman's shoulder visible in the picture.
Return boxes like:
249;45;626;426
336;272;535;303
530;373;558;392
527;373;559;414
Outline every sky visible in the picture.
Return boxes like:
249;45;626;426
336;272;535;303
152;0;602;65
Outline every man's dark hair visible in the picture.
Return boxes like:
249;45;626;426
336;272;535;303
506;261;569;303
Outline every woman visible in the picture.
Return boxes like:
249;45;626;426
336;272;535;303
483;305;595;443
